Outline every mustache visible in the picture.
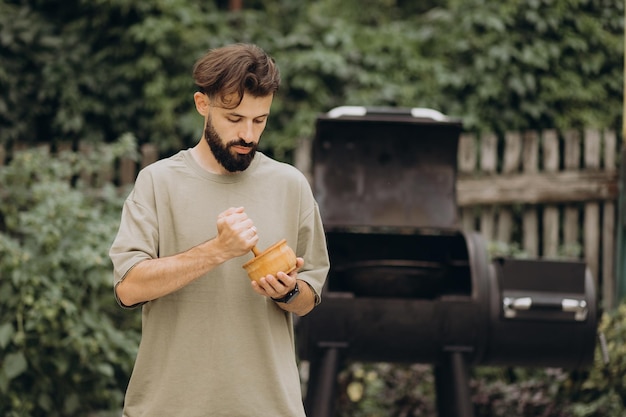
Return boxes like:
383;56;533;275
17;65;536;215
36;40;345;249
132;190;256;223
227;139;255;148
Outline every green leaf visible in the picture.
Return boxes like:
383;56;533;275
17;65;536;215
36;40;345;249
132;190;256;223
63;392;80;415
2;351;27;380
97;362;115;378
0;323;14;349
37;392;53;412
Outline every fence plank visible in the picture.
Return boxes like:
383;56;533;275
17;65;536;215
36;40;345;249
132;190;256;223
585;202;600;282
563;129;581;168
496;132;521;243
497;208;513;243
503;132;522;173
480;207;496;242
543;208;560;258
141;144;159;169
583;129;602;283
523;210;539;258
563;130;581;248
542;131;560;258
605;130;617;171
478;134;498;241
460;209;475;233
584;129;602;169
480;133;498;173
542;130;559;172
563;205;580;250
120;157;137;186
522;131;540;257
522;131;539;173
456;171;617;205
458;133;477;174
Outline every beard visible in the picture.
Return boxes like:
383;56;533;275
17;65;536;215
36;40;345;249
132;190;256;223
204;118;257;172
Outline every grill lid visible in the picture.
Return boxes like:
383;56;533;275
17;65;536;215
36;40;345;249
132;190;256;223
313;106;463;230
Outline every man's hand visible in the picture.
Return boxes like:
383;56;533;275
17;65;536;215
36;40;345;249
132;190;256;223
250;258;319;316
251;257;304;299
214;207;259;259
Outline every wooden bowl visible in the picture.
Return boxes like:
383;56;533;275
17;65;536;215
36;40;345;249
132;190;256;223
242;239;297;282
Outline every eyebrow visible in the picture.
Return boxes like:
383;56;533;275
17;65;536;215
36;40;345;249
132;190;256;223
226;111;270;119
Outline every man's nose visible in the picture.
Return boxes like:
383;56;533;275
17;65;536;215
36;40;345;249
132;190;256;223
238;122;255;142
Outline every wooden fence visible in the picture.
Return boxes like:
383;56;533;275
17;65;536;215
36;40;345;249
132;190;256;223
1;128;622;308
456;129;620;309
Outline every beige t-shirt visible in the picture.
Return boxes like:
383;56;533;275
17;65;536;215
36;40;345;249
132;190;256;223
109;150;329;417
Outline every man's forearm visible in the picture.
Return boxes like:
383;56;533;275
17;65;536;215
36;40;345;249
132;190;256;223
115;239;228;307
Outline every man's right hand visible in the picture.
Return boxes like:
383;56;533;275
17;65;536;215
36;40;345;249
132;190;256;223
214;207;259;259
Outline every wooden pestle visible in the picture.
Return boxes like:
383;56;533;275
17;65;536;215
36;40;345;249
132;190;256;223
252;246;261;257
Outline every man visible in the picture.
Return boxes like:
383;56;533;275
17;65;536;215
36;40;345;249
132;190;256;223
109;43;330;416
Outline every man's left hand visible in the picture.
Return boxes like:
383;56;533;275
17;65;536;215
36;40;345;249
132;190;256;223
251;257;304;299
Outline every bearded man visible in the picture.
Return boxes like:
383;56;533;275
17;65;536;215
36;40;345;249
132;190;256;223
109;43;330;417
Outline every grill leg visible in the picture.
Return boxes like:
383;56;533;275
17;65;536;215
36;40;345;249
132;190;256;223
434;351;474;417
304;345;344;417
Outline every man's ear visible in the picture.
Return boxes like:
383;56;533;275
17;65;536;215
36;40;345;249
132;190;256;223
194;92;209;116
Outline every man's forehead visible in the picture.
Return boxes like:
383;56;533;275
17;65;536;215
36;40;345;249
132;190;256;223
212;92;273;116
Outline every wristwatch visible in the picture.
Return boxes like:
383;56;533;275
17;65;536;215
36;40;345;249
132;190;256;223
272;282;300;304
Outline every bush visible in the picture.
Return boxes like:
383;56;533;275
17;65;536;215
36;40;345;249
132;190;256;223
333;306;626;417
560;303;626;417
336;362;437;417
1;0;622;157
335;362;575;417
0;136;141;416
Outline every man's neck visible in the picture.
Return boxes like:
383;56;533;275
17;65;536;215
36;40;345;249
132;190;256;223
191;140;229;175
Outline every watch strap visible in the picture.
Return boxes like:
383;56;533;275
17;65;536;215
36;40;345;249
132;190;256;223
272;282;300;304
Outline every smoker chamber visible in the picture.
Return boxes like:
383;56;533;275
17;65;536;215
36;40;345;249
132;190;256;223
298;106;598;417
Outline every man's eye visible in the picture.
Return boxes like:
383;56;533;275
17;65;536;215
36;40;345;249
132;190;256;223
227;118;241;123
254;118;267;124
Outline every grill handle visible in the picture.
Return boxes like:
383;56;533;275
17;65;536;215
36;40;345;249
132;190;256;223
503;296;588;321
326;105;449;121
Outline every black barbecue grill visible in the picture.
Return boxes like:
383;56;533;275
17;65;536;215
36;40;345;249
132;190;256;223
298;106;599;417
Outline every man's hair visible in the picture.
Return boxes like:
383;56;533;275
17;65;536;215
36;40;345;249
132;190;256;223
193;43;281;109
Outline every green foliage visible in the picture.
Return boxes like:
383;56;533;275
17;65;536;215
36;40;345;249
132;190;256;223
0;135;141;416
1;0;622;159
470;367;575;417
336;363;437;417
335;361;576;417
334;306;626;417
487;241;529;259
0;0;624;413
0;0;215;149
424;0;624;133
560;303;626;417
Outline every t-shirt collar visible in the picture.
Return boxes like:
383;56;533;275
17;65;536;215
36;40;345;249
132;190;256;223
182;148;262;183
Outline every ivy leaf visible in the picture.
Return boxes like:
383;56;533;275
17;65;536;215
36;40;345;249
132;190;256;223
0;323;13;349
2;351;27;380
